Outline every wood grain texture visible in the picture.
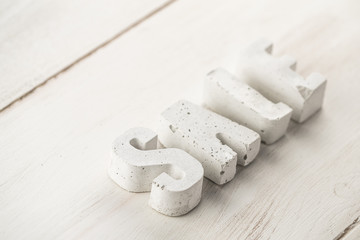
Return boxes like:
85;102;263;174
1;0;360;239
0;0;171;111
336;217;360;240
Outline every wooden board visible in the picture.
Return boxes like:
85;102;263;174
337;217;360;240
1;0;360;239
0;0;171;111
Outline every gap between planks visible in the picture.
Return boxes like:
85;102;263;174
0;0;177;114
334;216;360;240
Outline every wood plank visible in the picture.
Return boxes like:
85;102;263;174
336;217;360;240
1;0;360;239
0;0;171;111
342;227;360;240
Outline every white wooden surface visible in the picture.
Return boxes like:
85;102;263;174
335;218;360;240
0;0;170;111
1;0;360;239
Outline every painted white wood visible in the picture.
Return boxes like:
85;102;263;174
108;127;203;216
1;0;360;239
342;224;360;240
235;39;327;123
337;218;360;240
158;100;260;185
0;0;170;111
203;68;293;144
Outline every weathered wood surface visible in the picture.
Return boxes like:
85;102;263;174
0;0;171;110
337;217;360;240
1;0;360;239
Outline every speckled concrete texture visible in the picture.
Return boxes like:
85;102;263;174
158;100;260;185
108;127;204;216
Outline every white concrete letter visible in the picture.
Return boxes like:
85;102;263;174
108;127;204;216
237;39;326;122
158;100;260;185
204;68;292;144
